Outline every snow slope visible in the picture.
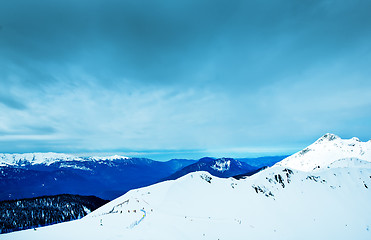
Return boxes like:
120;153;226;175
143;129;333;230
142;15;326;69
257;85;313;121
3;167;370;240
2;134;371;240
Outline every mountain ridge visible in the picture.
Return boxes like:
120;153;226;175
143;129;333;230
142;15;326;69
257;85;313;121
0;153;130;167
0;153;282;201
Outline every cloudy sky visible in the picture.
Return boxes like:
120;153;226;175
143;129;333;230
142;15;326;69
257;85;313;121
0;0;370;160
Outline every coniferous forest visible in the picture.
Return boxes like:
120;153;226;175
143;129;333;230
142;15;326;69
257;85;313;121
0;194;109;233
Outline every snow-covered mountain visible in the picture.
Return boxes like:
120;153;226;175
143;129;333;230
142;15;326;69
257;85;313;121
0;153;83;167
0;152;130;167
3;133;371;240
275;133;371;171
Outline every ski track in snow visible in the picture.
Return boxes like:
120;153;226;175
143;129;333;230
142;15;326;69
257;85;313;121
129;209;146;228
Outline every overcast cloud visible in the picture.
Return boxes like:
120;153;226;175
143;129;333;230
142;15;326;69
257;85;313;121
0;0;370;159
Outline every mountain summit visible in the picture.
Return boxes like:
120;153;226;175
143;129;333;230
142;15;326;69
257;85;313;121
275;133;371;171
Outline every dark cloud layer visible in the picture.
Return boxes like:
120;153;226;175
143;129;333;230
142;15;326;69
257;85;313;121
0;0;370;158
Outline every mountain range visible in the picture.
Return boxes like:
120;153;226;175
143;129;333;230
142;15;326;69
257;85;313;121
2;133;370;240
0;155;195;201
0;153;284;201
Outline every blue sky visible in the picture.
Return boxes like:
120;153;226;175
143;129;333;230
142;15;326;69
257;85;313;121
0;0;370;160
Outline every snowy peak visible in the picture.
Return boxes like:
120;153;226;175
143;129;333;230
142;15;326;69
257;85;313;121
0;152;84;166
275;134;371;171
314;133;340;143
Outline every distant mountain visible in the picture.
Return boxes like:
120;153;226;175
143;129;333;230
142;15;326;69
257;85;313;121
0;194;109;234
236;155;288;168
0;154;195;201
0;153;87;167
164;157;259;180
0;153;285;202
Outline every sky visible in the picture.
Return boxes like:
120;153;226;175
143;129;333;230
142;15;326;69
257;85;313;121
0;0;371;160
